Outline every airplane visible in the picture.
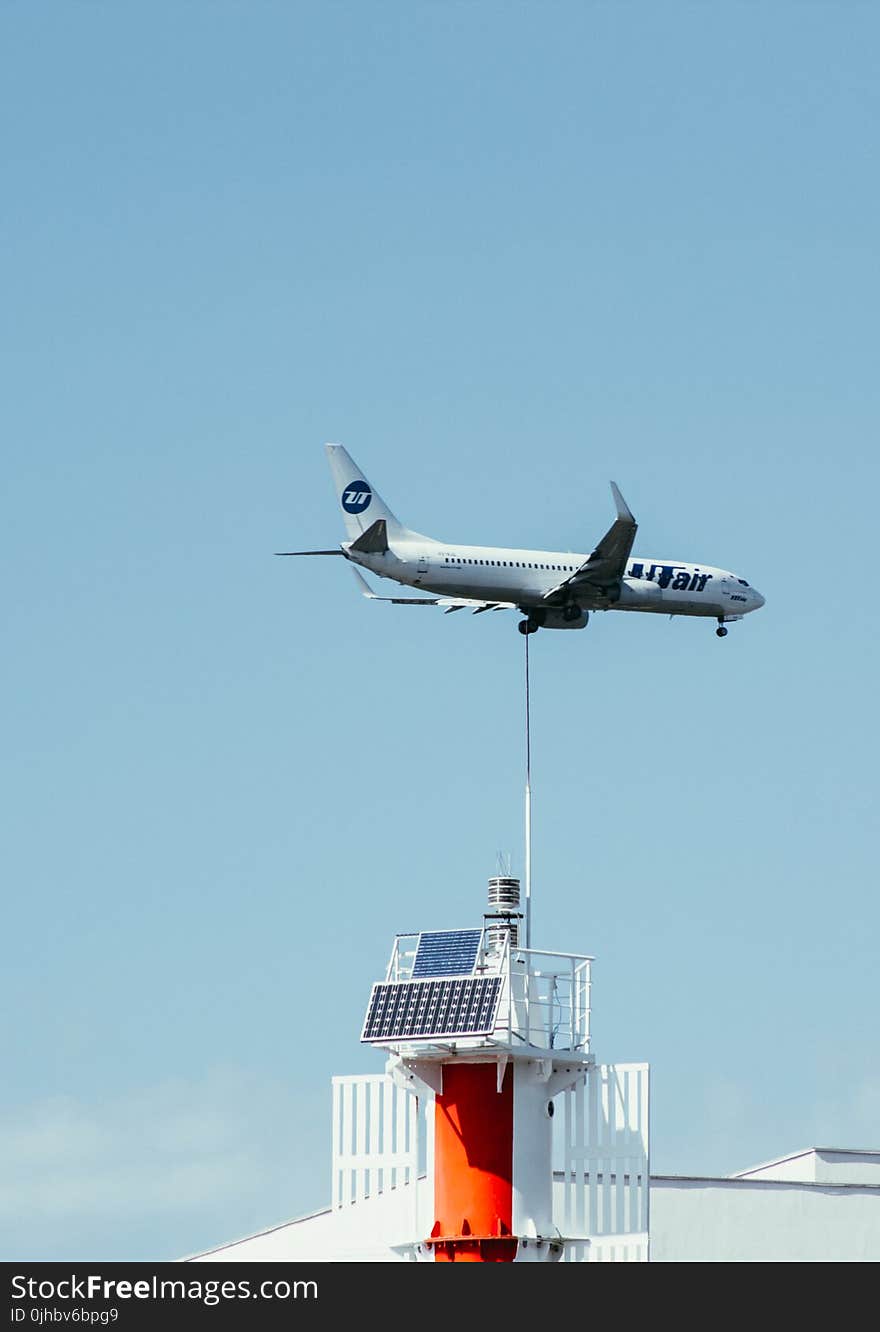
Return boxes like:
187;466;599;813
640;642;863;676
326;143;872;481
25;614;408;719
277;444;765;638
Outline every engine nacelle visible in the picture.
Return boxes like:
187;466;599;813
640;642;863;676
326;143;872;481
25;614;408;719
540;608;589;631
616;577;663;608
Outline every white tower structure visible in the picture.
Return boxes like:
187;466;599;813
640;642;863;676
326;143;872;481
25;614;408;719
332;873;650;1262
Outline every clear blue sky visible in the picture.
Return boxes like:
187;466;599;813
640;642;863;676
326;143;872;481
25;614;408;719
2;2;878;1261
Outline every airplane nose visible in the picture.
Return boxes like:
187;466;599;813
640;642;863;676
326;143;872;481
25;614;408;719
752;589;765;609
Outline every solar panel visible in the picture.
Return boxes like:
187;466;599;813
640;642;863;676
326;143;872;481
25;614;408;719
361;976;502;1042
411;929;483;979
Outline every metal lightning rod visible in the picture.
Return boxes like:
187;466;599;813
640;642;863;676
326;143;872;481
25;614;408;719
524;630;532;949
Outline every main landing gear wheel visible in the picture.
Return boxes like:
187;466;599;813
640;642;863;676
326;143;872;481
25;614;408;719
563;603;582;623
518;618;540;635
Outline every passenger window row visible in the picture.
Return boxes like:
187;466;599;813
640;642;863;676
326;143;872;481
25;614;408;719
444;557;575;572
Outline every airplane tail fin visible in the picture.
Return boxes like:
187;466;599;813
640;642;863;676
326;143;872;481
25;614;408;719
325;444;407;542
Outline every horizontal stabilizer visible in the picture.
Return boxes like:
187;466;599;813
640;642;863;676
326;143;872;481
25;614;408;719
351;567;437;604
352;568;516;614
349;518;389;554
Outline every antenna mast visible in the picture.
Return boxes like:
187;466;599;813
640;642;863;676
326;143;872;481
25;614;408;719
524;632;532;948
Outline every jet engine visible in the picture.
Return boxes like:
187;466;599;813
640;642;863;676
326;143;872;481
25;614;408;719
615;577;663;608
541;608;589;631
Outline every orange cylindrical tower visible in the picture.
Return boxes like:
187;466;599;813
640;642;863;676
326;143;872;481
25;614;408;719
428;1062;518;1262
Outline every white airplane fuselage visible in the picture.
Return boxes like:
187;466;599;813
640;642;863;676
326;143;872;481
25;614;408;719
346;536;764;624
278;445;766;636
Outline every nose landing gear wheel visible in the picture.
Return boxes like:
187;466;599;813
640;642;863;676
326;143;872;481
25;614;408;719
716;625;728;638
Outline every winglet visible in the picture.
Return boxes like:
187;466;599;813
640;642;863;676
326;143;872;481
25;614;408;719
610;481;635;524
351;567;378;599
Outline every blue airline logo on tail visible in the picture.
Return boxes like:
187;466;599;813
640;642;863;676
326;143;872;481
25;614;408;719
342;482;372;514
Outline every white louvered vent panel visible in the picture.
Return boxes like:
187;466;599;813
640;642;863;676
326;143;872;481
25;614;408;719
555;1062;649;1261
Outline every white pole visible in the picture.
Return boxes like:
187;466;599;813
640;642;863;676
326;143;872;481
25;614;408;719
525;631;532;949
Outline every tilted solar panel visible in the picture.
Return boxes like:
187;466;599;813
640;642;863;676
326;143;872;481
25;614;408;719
411;928;483;979
361;976;502;1042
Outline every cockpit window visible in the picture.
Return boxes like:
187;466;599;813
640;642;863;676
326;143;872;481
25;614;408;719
738;579;749;586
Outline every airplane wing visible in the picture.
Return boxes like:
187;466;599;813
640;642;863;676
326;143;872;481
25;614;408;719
352;568;517;615
543;481;637;606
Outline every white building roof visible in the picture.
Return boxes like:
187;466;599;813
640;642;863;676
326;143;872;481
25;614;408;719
183;1149;880;1264
728;1146;880;1185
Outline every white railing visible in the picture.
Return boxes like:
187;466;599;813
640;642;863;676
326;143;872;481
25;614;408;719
376;933;592;1056
500;948;592;1053
384;934;421;983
